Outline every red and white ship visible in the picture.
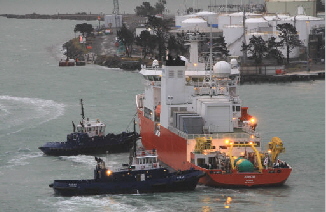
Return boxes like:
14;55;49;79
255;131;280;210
136;32;292;187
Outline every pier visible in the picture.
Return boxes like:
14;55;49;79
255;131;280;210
240;71;325;84
0;13;104;21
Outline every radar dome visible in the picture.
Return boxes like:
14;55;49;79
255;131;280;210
213;61;231;77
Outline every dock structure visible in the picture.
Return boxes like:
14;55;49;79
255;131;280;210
240;70;325;84
0;13;104;21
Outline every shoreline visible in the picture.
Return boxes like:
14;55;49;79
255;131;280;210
0;13;104;21
12;12;321;78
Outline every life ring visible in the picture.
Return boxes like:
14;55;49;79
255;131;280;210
141;166;145;169
277;169;281;173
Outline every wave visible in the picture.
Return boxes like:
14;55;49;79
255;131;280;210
0;95;65;135
58;154;127;169
7;151;43;167
45;195;159;212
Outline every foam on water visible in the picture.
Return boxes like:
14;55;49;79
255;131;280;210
7;152;43;167
0;95;65;135
58;155;97;168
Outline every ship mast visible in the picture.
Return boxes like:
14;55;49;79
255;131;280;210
209;25;213;83
242;2;247;63
80;99;85;120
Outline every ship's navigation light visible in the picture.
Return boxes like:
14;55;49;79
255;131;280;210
106;170;113;176
268;149;272;154
194;63;198;67
224;196;232;208
225;139;230;145
250;118;256;124
249;141;254;145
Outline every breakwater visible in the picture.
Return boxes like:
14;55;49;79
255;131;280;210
0;13;104;21
240;72;325;84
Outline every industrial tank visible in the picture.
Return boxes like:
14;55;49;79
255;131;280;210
234;157;255;172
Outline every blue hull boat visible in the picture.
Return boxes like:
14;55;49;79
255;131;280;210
39;99;138;156
49;149;205;196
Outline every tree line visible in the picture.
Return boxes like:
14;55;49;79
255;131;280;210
242;23;303;65
117;19;303;66
69;1;307;66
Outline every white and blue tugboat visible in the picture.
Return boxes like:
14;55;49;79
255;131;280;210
49;142;205;196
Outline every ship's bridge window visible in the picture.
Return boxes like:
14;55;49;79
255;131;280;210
197;158;206;168
73;134;78;140
168;70;174;78
177;70;184;78
233;105;241;112
144;107;153;119
146;157;156;164
77;126;83;132
138;158;146;164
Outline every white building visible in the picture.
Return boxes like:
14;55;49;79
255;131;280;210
218;7;324;59
104;15;122;28
175;11;218;28
265;0;317;16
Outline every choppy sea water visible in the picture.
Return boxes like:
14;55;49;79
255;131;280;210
0;17;324;212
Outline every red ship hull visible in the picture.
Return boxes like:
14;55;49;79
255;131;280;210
195;167;292;187
138;109;190;171
137;109;292;187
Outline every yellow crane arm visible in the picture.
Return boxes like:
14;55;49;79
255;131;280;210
249;142;263;173
268;137;285;163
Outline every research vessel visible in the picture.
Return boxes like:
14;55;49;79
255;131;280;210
135;31;292;187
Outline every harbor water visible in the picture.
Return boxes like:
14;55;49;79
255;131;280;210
0;16;324;212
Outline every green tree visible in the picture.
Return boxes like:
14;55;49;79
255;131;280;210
266;36;284;64
146;16;173;60
117;24;135;57
135;2;156;16
317;0;325;13
135;30;158;59
276;23;303;64
74;23;94;37
135;1;166;16
212;36;230;59
63;38;87;60
245;35;268;65
167;33;188;57
154;0;166;14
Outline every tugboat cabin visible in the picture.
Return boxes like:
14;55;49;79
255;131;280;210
76;118;106;137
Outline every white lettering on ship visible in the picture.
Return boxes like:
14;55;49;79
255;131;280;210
244;176;256;179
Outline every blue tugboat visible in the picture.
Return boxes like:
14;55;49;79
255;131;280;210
49;143;205;196
39;99;138;156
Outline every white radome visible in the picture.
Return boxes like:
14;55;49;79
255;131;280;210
213;61;231;77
